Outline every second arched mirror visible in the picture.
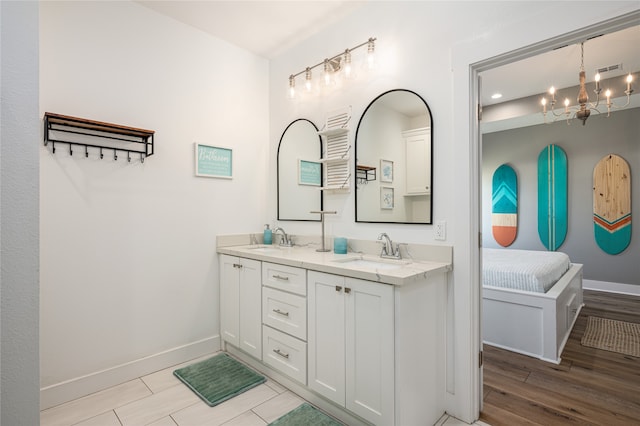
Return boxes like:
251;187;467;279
355;89;433;224
277;119;323;221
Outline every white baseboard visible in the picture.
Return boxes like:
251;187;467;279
583;279;640;296
40;335;220;410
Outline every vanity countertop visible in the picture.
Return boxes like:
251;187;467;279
217;243;452;286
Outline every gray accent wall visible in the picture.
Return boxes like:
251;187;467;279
482;107;640;286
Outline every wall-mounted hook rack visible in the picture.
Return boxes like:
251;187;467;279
44;112;155;162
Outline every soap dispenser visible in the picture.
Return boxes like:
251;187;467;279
263;224;272;245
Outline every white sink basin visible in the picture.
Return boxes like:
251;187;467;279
332;257;409;270
245;245;282;252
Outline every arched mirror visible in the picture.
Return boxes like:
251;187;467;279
277;119;323;221
355;89;433;224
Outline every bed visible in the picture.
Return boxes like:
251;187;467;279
482;248;584;364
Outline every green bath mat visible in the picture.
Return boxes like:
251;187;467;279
269;403;343;426
173;353;266;407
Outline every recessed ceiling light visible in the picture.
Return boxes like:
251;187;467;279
491;93;503;100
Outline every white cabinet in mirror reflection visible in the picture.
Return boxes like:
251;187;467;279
403;127;431;195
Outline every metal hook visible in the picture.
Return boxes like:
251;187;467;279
141;153;145;163
100;147;104;159
127;152;131;163
85;146;89;158
114;150;118;161
69;144;73;156
52;142;56;154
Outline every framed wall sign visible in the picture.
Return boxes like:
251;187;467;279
380;186;394;209
380;159;394;183
298;159;321;186
195;143;233;179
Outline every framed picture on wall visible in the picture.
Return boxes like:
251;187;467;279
298;159;321;186
380;186;394;209
380;159;394;183
195;143;233;178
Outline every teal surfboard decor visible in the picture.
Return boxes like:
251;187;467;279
491;164;518;247
537;144;568;251
593;154;631;255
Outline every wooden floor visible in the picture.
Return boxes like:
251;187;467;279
480;290;640;426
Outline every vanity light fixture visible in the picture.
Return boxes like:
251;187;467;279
541;41;634;125
288;37;376;99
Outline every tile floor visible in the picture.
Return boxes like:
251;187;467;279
40;352;489;426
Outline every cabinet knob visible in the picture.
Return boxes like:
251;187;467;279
336;286;343;292
344;287;351;294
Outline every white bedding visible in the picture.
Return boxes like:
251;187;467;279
482;248;571;293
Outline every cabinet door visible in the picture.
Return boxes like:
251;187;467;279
220;254;240;347
239;257;262;359
345;278;394;426
405;129;431;195
307;271;345;406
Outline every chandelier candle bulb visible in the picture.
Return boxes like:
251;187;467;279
595;73;601;92
626;73;633;92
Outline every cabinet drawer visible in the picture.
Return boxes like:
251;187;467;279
262;262;306;296
263;287;307;341
263;326;307;385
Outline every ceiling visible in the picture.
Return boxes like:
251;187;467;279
136;1;366;59
137;1;638;109
481;25;640;107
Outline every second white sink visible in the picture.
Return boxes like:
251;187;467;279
332;257;410;270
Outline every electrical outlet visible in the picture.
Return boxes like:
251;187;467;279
434;220;446;241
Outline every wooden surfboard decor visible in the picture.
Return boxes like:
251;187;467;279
491;164;518;247
593;154;631;255
538;144;568;251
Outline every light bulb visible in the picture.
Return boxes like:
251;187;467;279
549;86;555;95
304;67;312;92
366;37;376;70
288;75;296;99
343;49;352;79
595;73;601;92
323;59;332;86
541;98;547;106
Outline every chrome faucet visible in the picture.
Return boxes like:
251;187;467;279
273;227;293;247
378;233;401;259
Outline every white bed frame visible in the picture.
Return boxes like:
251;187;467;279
482;263;584;364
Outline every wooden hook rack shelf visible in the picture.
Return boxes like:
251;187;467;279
44;112;155;162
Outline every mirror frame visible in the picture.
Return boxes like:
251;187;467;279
355;89;434;224
277;118;323;221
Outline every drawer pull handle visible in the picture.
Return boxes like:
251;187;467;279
273;349;289;359
273;274;289;281
273;308;290;317
345;287;351;294
336;286;343;292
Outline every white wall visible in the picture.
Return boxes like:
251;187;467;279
39;1;269;408
1;2;40;423
268;1;640;422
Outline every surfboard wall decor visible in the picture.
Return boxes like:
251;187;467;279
538;144;568;251
491;164;518;247
593;154;631;255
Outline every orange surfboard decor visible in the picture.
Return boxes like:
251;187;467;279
492;164;518;247
593;154;631;255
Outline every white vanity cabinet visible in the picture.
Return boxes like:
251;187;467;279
308;271;394;426
219;254;262;359
403;127;431;195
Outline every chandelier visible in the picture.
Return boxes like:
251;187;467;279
541;42;634;125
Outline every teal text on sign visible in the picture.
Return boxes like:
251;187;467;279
196;144;232;178
299;160;321;186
